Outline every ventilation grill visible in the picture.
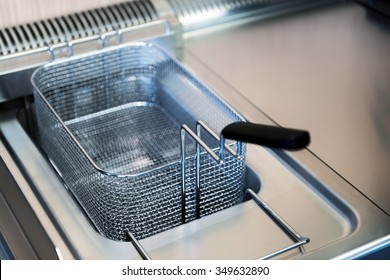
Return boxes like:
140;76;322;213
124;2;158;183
0;0;158;56
167;0;290;19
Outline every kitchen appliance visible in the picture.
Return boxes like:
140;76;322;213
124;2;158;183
0;0;389;260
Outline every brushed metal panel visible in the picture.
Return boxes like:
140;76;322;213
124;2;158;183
184;2;390;214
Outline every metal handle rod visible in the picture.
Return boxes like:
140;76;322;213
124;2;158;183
125;230;151;260
247;189;307;242
195;124;201;219
180;128;187;223
38;20;170;63
180;124;218;223
180;123;241;222
196;120;240;158
182;125;220;162
195;121;242;218
246;189;309;258
258;239;309;260
48;42;74;61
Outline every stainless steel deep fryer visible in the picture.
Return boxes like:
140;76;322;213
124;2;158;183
1;0;389;261
32;42;248;241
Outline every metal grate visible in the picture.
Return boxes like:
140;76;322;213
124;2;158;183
167;0;291;18
0;0;158;56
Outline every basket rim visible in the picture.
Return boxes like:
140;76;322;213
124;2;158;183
31;42;245;178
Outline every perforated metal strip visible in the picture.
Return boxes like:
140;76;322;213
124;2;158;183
0;0;158;56
167;0;290;18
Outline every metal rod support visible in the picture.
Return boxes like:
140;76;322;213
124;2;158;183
182;125;220;162
197;120;238;158
246;189;310;259
180;128;187;224
126;230;151;260
181;122;243;222
247;189;306;242
258;239;309;260
196;124;201;219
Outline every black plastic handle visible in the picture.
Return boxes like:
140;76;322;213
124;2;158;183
221;122;310;151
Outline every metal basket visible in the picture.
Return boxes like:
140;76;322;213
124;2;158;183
32;42;247;241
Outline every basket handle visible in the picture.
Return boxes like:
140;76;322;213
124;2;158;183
221;122;310;151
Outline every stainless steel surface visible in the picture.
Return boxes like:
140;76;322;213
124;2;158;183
0;231;13;259
143;45;390;259
0;111;366;259
0;139;72;259
183;1;390;215
246;189;309;260
0;0;389;260
172;0;338;32
0;0;337;76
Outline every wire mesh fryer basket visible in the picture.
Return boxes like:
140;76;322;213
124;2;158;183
31;42;247;241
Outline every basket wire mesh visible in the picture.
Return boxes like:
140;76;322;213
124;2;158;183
32;42;247;241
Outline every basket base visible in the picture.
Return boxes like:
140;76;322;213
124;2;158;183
65;102;190;175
